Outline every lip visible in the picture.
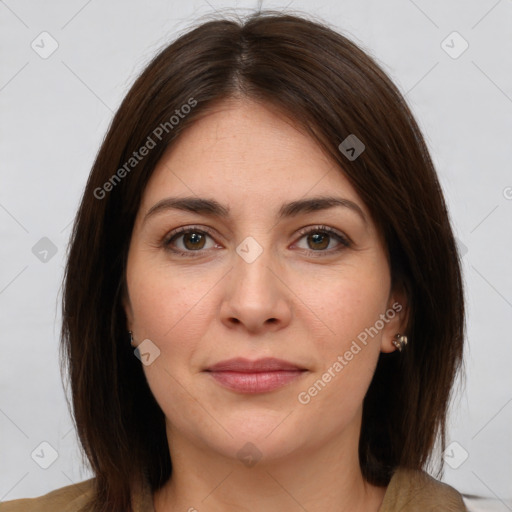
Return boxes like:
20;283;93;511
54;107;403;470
204;358;308;394
205;357;307;372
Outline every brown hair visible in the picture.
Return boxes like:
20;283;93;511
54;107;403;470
61;10;465;511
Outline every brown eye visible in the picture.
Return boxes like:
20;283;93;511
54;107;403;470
295;225;351;255
307;232;330;250
181;232;206;250
163;226;217;256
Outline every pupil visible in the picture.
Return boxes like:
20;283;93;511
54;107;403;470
310;233;328;250
185;232;204;249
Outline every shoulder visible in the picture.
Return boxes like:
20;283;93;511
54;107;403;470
379;468;467;511
0;478;95;512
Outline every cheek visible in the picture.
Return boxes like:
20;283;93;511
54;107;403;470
295;263;390;351
126;255;211;343
294;275;388;416
291;260;390;414
126;260;214;429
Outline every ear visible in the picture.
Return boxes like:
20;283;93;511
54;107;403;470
380;284;409;354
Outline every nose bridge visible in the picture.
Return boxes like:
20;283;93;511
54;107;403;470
221;233;291;331
232;234;278;299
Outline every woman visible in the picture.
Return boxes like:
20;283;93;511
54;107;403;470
2;10;467;512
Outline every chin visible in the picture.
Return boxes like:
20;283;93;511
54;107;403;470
202;414;311;466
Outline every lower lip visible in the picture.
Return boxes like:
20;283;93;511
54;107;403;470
206;370;306;393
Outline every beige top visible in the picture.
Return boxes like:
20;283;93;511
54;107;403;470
0;468;467;511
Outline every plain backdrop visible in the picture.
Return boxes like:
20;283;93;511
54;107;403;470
1;0;511;506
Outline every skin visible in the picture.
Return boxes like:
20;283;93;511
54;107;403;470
124;98;407;512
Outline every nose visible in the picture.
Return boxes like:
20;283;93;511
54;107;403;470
220;244;292;334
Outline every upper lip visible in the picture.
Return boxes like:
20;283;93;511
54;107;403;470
205;357;307;372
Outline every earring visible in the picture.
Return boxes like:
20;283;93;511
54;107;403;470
128;331;135;347
392;333;408;352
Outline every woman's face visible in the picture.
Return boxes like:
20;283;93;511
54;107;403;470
124;98;405;464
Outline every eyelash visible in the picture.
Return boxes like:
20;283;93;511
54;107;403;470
162;225;351;258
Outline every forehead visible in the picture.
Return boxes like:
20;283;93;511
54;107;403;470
140;98;367;219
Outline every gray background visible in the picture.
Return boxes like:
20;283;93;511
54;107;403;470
1;0;511;508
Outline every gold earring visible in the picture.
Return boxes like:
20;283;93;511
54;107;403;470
392;333;408;352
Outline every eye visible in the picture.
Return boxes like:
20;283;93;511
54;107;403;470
294;225;351;255
163;226;218;256
162;224;351;258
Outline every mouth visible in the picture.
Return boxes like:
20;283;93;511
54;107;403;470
204;357;308;394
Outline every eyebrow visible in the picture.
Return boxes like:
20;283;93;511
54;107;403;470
143;195;367;225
